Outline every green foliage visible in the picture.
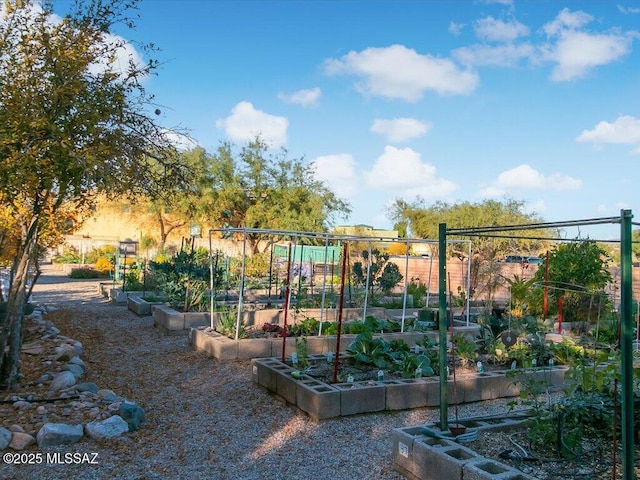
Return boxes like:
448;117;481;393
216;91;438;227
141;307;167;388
351;249;403;299
287;317;319;337
150;247;215;311
530;240;613;322
200;138;351;253
295;337;310;369
346;332;389;368
407;279;427;308
397;354;434;378
68;267;108;279
217;308;247;339
452;333;478;367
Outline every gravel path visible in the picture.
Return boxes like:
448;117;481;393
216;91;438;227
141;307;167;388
0;266;522;480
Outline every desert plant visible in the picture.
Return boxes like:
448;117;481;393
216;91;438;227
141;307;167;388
217;308;246;339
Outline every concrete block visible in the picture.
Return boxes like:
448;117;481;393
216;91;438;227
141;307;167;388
338;382;386;416
210;334;238;361
237;338;272;360
409;435;459;480
296;379;340;420
252;359;280;391
385;378;428;410
413;441;479;480
463;458;538;480
275;364;297;404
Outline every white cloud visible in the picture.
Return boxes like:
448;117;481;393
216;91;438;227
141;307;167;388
542;8;593;37
453;43;534;67
363;146;457;198
539;9;632;81
277;87;321;108
324;44;479;101
370;118;432;143
482;164;581;195
449;21;464;36
215;101;288;147
618;5;640;14
163;131;199;151
546;30;632;81
576;115;640;144
311;154;359;199
474;16;530;43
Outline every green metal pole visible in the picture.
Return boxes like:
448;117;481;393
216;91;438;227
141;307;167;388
438;223;448;431
620;209;634;480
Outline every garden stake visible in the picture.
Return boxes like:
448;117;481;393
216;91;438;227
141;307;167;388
332;242;348;384
280;242;293;362
613;377;618;480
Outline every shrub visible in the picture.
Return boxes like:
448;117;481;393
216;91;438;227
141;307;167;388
68;267;106;279
94;256;114;274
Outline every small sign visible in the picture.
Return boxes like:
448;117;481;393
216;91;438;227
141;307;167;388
398;442;409;458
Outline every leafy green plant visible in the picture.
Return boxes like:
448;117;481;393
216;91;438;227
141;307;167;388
452;333;477;367
396;354;434;378
295;337;310;369
68;267;107;279
217;308;246;339
150;247;218;312
346;332;389;368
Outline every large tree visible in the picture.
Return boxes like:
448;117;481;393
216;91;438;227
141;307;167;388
0;0;188;388
389;198;552;305
198;138;351;253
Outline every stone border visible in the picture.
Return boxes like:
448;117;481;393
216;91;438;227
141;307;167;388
190;323;481;361
392;415;537;480
250;355;568;420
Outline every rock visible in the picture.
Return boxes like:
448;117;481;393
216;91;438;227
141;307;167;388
75;382;99;394
9;425;25;433
63;363;84;380
21;341;44;355
12;401;32;410
36;423;83;448
85;415;129;440
9;432;35;450
42;325;60;339
107;402;121;413
0;428;12;450
50;371;76;391
52;344;78;361
36;406;47;415
119;402;145;432
97;389;118;403
69;356;87;372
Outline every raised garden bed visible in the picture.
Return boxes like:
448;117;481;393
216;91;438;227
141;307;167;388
152;305;210;335
250;354;568;420
392;414;538;480
190;321;481;361
127;295;166;316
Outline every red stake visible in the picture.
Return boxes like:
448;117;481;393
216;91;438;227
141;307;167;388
281;243;293;362
332;242;349;384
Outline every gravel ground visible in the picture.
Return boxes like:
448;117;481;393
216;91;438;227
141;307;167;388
0;266;529;480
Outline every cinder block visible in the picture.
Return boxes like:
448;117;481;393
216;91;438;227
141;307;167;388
275;365;297;404
211;334;238;361
463;458;538;480
296;379;340;420
252;359;279;391
338;382;386;415
392;426;428;478
413;441;479;480
410;435;461;480
237;338;272;360
386;378;429;410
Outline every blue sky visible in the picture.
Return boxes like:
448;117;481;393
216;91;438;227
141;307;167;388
86;1;640;238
